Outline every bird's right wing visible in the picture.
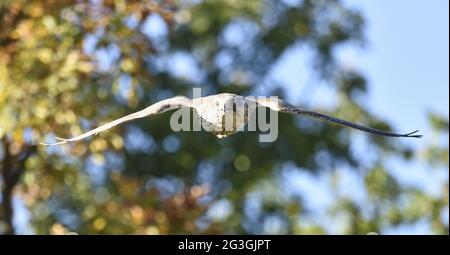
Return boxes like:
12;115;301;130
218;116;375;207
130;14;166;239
41;96;192;146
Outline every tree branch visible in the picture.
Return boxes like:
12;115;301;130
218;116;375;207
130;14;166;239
1;137;36;235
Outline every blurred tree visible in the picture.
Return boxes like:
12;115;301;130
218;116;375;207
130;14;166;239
0;0;447;234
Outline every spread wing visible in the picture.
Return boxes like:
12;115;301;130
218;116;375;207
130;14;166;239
255;97;422;138
41;96;192;146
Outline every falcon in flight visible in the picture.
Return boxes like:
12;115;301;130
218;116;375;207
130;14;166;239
41;93;422;146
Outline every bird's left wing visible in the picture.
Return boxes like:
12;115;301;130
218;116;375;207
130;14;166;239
41;96;192;146
254;97;422;138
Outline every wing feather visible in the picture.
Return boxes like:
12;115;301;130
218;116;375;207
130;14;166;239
41;96;192;146
255;97;422;138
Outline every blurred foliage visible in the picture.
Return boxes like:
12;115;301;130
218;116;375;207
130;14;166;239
0;0;447;234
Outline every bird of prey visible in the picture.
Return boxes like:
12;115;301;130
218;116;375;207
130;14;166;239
41;93;422;146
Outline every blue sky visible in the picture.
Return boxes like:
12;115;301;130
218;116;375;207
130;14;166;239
342;0;449;130
273;0;449;134
269;0;449;234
